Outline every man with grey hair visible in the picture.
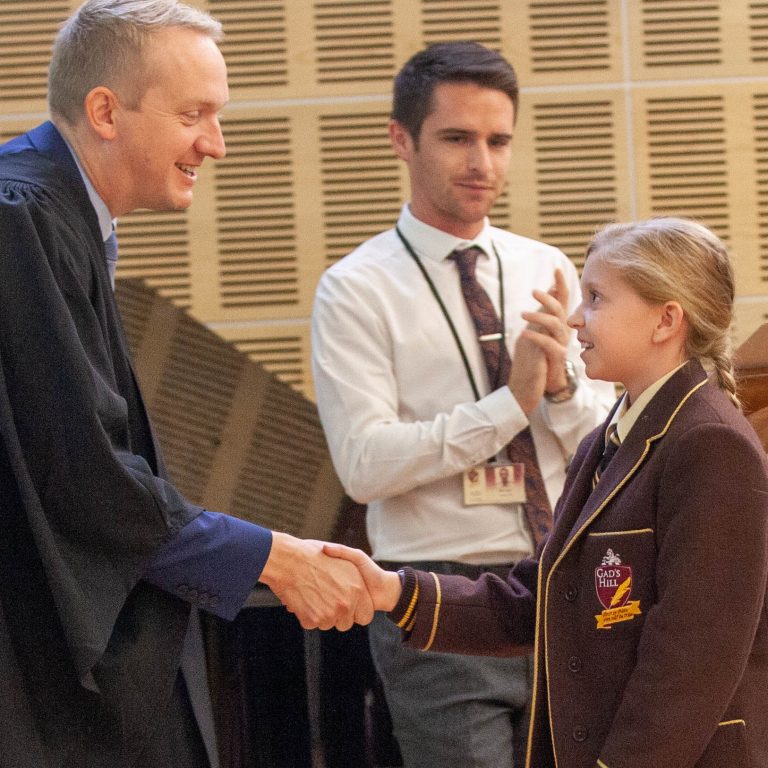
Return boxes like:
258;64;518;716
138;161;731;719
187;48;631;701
0;1;372;766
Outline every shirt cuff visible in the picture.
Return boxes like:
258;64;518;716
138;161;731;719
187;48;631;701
144;510;273;621
475;385;528;441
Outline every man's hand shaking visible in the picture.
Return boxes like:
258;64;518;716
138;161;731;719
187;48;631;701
258;534;401;630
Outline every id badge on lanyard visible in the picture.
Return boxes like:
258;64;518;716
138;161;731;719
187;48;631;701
462;461;527;505
396;227;523;506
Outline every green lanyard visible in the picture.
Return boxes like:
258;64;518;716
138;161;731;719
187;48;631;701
395;226;507;401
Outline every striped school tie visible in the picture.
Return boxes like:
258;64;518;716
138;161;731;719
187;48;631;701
593;424;621;489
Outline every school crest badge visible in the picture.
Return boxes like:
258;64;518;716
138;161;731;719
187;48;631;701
594;548;642;630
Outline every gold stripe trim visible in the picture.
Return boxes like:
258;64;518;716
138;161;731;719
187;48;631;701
539;377;707;768
396;579;420;629
596;760;610;768
422;572;442;651
718;719;746;727
587;528;654;537
525;537;549;768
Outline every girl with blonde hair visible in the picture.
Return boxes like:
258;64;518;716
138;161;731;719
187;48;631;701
330;217;768;768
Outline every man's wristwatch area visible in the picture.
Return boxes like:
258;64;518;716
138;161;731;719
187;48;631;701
544;359;579;403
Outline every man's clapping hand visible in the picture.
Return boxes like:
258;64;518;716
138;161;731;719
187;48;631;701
509;268;572;414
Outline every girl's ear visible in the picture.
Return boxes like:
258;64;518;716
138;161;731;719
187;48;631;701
653;301;687;344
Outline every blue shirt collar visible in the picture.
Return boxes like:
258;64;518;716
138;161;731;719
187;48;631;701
60;135;116;242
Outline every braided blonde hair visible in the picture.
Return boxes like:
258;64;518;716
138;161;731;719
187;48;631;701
587;217;740;409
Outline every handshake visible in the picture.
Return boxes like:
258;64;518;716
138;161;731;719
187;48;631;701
258;532;403;630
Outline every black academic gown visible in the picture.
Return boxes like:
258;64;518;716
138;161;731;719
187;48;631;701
0;122;208;766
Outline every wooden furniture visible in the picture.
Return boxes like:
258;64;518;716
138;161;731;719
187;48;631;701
735;323;768;452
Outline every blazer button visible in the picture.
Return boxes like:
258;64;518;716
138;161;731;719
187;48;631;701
188;588;198;600
567;656;582;673
564;586;579;602
177;584;189;597
572;725;589;742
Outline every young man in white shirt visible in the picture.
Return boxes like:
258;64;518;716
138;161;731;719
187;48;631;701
311;41;615;768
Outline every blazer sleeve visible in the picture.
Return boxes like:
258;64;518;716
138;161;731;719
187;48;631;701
394;557;540;655
143;510;272;620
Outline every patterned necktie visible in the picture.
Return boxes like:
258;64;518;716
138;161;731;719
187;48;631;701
451;246;507;389
592;424;621;489
451;246;553;547
104;230;118;289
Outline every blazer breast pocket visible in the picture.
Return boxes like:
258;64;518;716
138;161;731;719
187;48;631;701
581;528;656;636
695;720;748;768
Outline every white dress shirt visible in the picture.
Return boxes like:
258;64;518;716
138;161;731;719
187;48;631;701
312;205;616;564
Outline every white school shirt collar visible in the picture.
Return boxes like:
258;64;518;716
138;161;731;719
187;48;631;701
609;361;690;444
396;204;496;263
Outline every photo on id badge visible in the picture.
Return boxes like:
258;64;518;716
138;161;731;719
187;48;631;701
463;462;526;505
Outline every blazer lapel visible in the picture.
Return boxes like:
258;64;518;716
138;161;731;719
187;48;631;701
544;405;618;561
557;361;709;553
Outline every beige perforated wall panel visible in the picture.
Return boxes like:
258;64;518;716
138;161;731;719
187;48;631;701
0;120;37;145
505;0;623;85
214;322;314;400
627;0;768;79
509;91;631;270
317;108;404;266
631;84;767;297
0;0;72;112
2;0;768;397
115;210;194;308
115;278;343;536
734;300;768;349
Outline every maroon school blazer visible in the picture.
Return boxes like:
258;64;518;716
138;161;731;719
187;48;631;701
393;360;768;768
